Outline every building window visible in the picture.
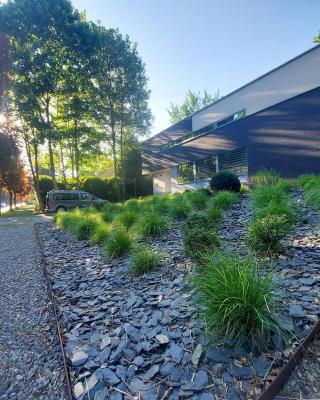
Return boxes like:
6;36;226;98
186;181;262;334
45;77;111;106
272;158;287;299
176;162;195;183
175;148;248;184
176;156;218;183
160;109;246;151
195;157;217;180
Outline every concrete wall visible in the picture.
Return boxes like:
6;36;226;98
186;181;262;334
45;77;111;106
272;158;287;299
153;169;172;194
192;46;320;132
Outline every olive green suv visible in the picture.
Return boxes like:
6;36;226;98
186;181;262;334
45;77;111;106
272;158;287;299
46;190;105;212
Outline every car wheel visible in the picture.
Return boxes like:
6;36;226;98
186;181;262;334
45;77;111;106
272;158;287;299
56;206;67;213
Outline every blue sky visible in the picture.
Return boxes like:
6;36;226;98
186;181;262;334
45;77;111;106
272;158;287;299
72;0;320;137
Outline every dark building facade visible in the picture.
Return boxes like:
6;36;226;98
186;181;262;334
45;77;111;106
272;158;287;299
142;47;320;194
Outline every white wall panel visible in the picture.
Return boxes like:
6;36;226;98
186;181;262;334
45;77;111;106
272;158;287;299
192;46;320;132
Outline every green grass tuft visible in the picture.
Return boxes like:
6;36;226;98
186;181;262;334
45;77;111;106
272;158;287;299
169;196;192;219
103;229;132;258
251;169;280;187
253;200;298;227
186;190;209;210
100;202;122;223
191;253;280;348
298;175;320;210
136;212;170;238
205;206;224;223
183;225;220;261
129;247;163;276
247;215;290;254
114;210;139;229
250;185;287;209
90;223;110;244
210;191;239;210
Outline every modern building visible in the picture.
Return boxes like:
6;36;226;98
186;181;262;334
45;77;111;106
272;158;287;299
142;45;320;194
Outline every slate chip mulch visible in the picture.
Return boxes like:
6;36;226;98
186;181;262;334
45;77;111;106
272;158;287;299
38;191;320;399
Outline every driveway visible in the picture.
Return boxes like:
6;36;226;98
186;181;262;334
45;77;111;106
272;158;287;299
0;213;53;227
0;214;66;399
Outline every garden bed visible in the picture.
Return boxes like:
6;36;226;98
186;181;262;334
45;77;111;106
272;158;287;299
37;187;320;400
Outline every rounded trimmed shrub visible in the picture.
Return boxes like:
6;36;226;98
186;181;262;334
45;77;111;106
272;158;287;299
210;172;241;192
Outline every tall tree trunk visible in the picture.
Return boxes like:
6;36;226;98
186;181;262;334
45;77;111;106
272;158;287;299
45;96;57;189
48;138;57;189
73;120;80;188
33;133;39;182
9;190;13;211
120;125;125;200
111;126;120;201
13;191;16;208
69;139;75;179
59;140;67;187
24;128;44;211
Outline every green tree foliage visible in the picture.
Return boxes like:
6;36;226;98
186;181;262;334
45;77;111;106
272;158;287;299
0;0;152;204
91;26;152;199
167;89;220;124
0;128;27;210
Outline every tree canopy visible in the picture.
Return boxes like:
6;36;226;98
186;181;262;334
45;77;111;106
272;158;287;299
167;89;220;124
0;0;152;206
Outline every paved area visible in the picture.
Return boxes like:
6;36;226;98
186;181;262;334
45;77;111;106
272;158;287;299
0;213;53;227
0;216;66;400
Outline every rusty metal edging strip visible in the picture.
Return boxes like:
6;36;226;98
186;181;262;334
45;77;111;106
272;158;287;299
34;223;74;400
257;319;320;400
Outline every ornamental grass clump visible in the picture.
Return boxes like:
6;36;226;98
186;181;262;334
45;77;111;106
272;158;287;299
90;223;110;244
136;212;170;238
183;226;220;261
55;210;78;230
129;247;163;276
298;174;320;210
100;202;122;223
210;191;239;210
192;253;280;348
144;195;170;215
169;196;192;219
205;206;224;223
184;211;213;231
251;169;280;187
183;212;219;261
247;215;290;254
186;190;210;210
254;200;298;228
103;229;132;258
114;210;139;230
124;198;142;212
250;185;287;209
69;214;100;240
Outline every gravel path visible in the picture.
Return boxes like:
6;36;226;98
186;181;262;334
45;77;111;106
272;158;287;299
0;221;67;400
